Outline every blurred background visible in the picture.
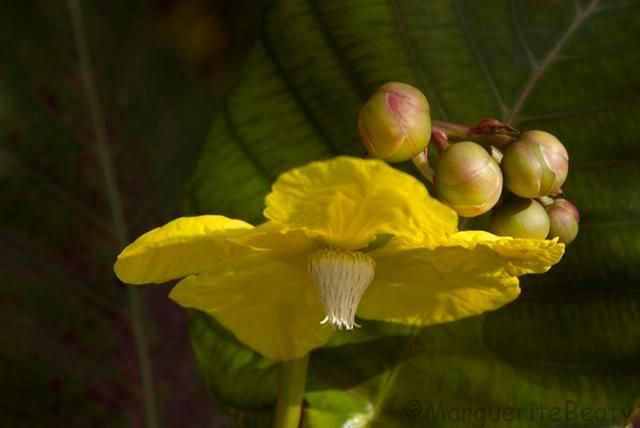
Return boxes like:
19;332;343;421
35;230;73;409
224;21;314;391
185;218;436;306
1;0;263;426
2;0;639;427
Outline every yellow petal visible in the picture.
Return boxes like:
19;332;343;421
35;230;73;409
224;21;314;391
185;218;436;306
264;156;457;250
170;249;332;361
229;221;316;255
358;235;564;326
442;231;565;276
115;215;253;284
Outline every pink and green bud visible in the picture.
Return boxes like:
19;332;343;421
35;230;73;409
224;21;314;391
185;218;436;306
545;198;579;244
489;198;550;239
501;130;569;198
434;141;503;218
358;82;431;163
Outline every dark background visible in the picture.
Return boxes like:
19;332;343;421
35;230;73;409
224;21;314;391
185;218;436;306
1;1;261;426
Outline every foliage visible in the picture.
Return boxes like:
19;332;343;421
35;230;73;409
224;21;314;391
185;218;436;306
189;0;640;426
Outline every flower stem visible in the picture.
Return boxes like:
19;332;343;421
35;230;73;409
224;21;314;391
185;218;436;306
273;354;310;428
411;151;434;183
432;120;472;141
432;119;518;148
67;1;158;427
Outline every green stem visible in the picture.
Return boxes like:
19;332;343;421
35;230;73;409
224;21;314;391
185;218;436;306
432;119;518;148
431;120;472;141
66;2;158;428
411;151;434;183
273;355;310;428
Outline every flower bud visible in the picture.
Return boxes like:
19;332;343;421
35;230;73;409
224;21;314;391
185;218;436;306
501;130;569;197
489;198;550;239
545;198;579;244
358;82;431;163
434;142;503;217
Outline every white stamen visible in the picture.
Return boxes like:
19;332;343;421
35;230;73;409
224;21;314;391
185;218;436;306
308;248;375;330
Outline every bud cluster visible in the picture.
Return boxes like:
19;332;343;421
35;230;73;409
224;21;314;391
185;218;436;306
489;129;578;244
358;81;579;245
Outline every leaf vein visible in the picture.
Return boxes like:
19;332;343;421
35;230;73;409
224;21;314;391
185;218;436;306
307;0;369;101
387;0;449;120
453;0;508;117
260;5;340;155
222;95;277;182
504;0;602;124
508;0;538;67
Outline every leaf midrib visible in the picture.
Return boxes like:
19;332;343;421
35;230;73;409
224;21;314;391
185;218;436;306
504;0;602;124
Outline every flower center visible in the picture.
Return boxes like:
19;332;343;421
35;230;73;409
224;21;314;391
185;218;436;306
308;248;375;330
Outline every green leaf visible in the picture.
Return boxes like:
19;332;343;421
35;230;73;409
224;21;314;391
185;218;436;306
189;0;640;426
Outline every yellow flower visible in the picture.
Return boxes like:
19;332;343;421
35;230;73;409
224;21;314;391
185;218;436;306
114;157;564;361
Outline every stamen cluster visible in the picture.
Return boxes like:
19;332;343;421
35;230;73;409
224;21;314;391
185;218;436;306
308;249;375;330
